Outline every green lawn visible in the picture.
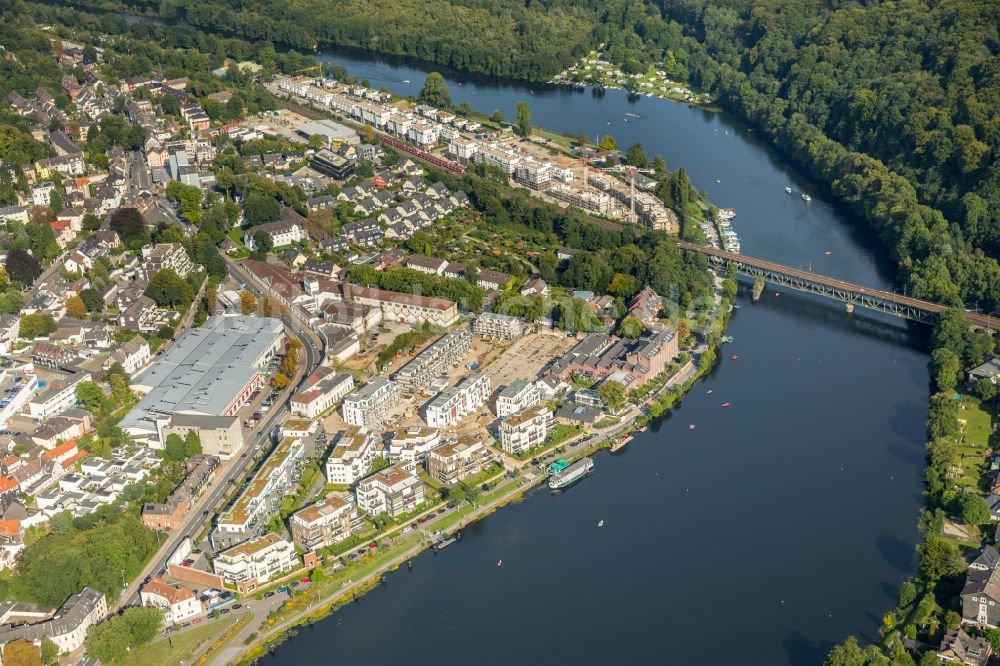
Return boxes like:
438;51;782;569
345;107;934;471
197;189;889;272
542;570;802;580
954;396;994;490
122;616;237;666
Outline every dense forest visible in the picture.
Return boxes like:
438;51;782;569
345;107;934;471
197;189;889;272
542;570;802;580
33;0;996;314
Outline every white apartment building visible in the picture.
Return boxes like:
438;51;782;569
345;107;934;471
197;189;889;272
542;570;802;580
355;465;425;518
473;143;521;174
139;579;202;623
499;403;554;455
495;379;540;418
341;377;401;429
386;426;442;466
423;374;491;429
426;435;495;485
393;329;472;392
213;436;304;548
0;588;107;656
325;426;381;485
289;494;358;552
213;534;298;587
290;368;355;418
448;137;478;161
472;312;526;341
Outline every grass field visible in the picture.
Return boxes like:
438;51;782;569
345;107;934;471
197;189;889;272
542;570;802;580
122;616;238;666
954;395;995;490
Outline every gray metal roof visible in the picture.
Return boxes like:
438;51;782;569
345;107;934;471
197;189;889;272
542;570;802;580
121;316;282;437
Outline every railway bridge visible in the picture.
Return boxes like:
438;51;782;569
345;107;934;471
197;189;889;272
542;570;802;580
676;241;1000;331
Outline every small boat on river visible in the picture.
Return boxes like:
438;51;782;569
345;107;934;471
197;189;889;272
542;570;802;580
549;457;594;490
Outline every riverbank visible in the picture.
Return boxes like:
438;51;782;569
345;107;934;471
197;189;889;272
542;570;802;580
208;260;736;665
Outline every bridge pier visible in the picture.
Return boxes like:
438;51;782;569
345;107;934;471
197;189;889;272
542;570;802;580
752;277;765;302
845;302;854;314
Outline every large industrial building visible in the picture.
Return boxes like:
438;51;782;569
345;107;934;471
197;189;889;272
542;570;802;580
120;316;285;448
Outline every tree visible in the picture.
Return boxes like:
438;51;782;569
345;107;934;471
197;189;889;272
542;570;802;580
183;432;202;457
145;269;194;307
239;290;257;315
960;493;991;526
271;373;289;389
897;580;917;609
975;378;997;402
930;347;961;392
625;143;648;167
607;273;637;298
244;192;281;226
85;607;163;663
490;110;505;124
5;248;41;285
917;535;964;580
597;380;627;413
39;637;58;666
576;132;589;146
252;231;274;254
164;433;186;462
515;100;532;137
165;181;203;223
618;316;643;339
75;382;107;413
598;135;618;151
2;640;41;666
360;124;375;143
18;313;56;339
823;636;888;666
65;294;87;320
418;72;451;108
80;288;104;312
109;207;148;248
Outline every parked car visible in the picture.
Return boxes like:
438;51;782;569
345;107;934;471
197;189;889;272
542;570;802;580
300;577;311;584
264;591;276;598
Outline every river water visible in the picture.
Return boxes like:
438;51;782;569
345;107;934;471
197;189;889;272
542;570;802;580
265;49;931;665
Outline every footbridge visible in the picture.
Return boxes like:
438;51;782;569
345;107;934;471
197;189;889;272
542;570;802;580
676;241;1000;331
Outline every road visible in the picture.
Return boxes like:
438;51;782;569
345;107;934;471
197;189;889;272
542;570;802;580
116;265;326;609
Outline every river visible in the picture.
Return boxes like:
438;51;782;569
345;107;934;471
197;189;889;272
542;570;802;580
264;49;930;665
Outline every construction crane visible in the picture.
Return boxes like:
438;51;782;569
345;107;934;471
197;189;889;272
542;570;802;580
295;64;324;78
603;165;656;225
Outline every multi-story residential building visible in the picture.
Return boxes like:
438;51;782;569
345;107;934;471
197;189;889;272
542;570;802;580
426;435;495;485
499;403;554;455
141;455;219;530
139;579;202;623
472;312;526;341
386;426;441;466
423;374;491;429
324;427;381;485
495;379;541;418
143;243;195;278
355;466;425;518
341;378;401;429
393;330;472;393
290;368;355;418
243;209;309;250
348;286;459;328
289;493;358;552
0;588;107;656
213;534;298;592
212;437;304;549
106;335;151;375
548;330;678;389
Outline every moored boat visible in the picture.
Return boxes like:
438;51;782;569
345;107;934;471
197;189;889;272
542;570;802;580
549;457;594;490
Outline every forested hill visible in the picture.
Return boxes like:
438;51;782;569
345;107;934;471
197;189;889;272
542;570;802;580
634;0;1000;304
44;0;602;79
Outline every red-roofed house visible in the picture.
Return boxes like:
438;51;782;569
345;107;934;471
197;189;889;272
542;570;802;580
139;578;202;622
0;475;20;499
